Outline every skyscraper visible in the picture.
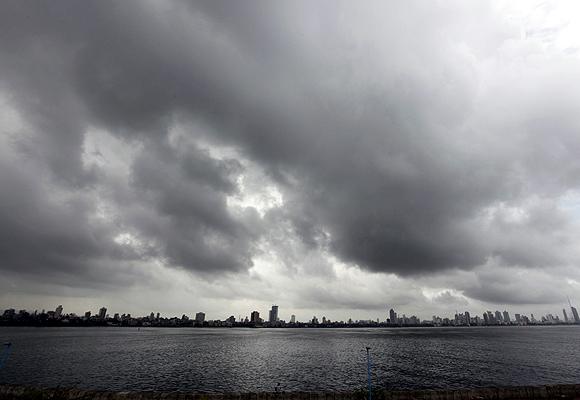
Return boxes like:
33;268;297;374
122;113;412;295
98;307;107;320
495;311;503;324
502;311;511;324
250;310;260;323
290;315;296;323
563;309;569;323
571;306;580;323
486;311;495;324
54;305;63;319
389;308;397;324
268;305;279;323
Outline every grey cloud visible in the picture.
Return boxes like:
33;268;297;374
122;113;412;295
127;137;256;273
1;0;580;303
462;275;566;306
432;291;469;307
0;154;134;283
294;283;420;312
0;1;262;281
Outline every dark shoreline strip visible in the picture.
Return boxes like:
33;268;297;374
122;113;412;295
1;384;580;400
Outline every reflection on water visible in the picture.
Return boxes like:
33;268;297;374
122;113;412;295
1;326;579;392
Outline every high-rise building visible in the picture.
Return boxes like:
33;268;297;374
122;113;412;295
268;305;279;323
515;314;521;323
571;306;580;323
502;311;511;323
290;315;296;323
54;305;63;319
486;311;495;324
563;309;569;323
195;312;205;323
495;311;503;324
389;308;397;324
98;307;107;320
250;310;260;323
84;311;91;319
464;311;471;326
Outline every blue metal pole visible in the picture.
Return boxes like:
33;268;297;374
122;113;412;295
366;347;372;400
0;343;12;370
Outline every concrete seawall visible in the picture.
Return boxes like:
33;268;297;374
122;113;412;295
1;385;580;400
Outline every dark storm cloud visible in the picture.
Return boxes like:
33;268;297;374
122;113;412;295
1;0;580;299
0;0;259;280
0;155;131;282
127;137;257;273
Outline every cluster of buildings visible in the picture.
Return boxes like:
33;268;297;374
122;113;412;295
2;302;580;328
0;305;288;328
428;304;580;327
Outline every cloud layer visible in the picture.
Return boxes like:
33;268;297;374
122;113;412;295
1;0;580;317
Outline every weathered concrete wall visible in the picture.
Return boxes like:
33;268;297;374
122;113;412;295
1;385;580;400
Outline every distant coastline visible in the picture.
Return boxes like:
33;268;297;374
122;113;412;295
1;321;579;328
3;304;580;329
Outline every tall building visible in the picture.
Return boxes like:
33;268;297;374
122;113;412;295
486;311;495;324
268;305;279;323
571;306;580;323
502;311;511;323
495;311;503;324
290;315;296;323
464;311;471;326
563;309;569;323
195;312;205;323
98;307;107;320
250;310;260;323
54;305;63;319
389;308;397;324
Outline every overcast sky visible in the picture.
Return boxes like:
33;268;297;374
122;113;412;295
1;0;580;322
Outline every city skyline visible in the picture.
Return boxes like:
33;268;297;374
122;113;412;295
3;301;580;327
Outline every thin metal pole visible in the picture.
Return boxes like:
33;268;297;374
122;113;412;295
366;347;372;400
0;343;12;370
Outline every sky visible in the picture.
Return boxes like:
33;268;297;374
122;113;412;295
1;0;580;322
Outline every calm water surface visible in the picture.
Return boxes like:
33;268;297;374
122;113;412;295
1;326;579;392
